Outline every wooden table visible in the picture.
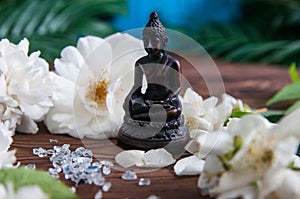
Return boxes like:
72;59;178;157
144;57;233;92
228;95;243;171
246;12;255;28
11;61;291;199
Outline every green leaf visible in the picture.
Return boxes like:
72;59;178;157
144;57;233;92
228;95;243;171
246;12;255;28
267;40;300;64
239;41;287;62
260;110;284;123
285;100;300;115
224;110;252;126
266;82;300;105
230;110;252;118
0;168;77;199
289;63;299;83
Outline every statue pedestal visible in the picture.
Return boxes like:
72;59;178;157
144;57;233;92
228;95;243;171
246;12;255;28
118;115;190;154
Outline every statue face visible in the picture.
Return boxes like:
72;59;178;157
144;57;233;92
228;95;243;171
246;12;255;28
143;33;167;56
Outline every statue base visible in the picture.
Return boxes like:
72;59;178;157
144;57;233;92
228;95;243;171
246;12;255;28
117;115;190;154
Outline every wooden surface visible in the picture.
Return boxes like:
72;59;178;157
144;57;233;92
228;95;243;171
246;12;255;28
11;61;291;199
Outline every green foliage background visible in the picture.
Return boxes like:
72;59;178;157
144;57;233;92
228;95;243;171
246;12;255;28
195;0;300;66
0;0;126;64
1;0;299;66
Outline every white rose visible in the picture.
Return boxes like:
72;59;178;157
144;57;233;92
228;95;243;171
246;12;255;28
0;121;16;169
0;38;53;134
45;33;146;139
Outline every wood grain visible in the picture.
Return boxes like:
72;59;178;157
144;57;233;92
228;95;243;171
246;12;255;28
11;61;291;199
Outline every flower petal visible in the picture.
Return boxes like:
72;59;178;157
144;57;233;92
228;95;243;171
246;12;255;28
77;36;112;74
105;33;145;81
115;150;145;168
0;150;16;169
54;46;83;81
137;148;176;168
217;185;257;199
16;115;38;134
196;129;233;158
174;155;205;176
259;168;300;199
273;107;300;140
17;38;29;54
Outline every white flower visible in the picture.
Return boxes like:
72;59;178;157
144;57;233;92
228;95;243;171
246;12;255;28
181;88;242;133
182;89;246;159
0;182;48;199
258;167;300;199
0;121;16;169
0;38;53;134
115;148;175;168
198;108;300;199
45;33;145;139
174;90;247;176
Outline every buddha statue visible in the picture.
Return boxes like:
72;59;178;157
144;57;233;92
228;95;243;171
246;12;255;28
118;12;189;150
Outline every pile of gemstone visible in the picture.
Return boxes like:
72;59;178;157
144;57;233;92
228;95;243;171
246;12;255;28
33;144;113;190
32;142;153;198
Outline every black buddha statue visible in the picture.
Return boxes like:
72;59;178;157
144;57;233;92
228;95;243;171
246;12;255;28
118;12;189;150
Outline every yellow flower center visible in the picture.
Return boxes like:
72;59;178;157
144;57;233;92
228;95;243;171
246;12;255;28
87;79;109;109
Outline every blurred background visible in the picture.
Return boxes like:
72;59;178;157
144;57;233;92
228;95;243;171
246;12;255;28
0;0;299;66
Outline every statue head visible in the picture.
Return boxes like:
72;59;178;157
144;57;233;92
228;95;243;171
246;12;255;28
142;12;168;55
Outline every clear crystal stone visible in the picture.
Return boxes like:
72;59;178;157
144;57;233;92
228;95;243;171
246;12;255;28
24;164;36;170
92;162;102;168
75;147;93;157
100;160;114;167
49;168;59;175
49;139;58;143
65;173;71;180
62;144;70;149
138;178;151;186
49;170;59;179
102;166;111;175
54;167;62;173
70;186;76;193
102;182;112;192
34;144;115;187
53;146;62;152
94;190;103;199
54;144;70;155
121;171;137;181
88;165;99;170
62;164;73;174
52;174;60;179
93;175;105;186
33;147;47;157
147;195;160;199
47;149;55;155
32;148;39;155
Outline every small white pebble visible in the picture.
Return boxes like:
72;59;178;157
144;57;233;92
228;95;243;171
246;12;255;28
94;190;103;199
49;139;58;143
70;186;76;193
138;178;151;186
102;165;111;175
24;164;36;170
102;182;112;192
147;195;160;199
121;171;137;181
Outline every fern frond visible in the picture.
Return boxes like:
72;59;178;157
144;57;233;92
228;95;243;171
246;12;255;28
0;0;127;63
